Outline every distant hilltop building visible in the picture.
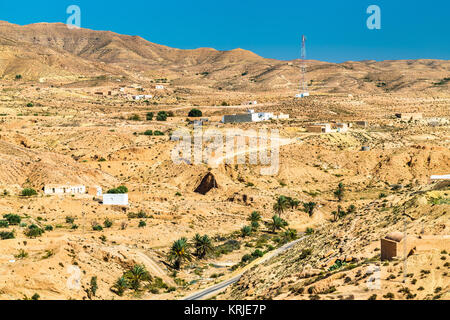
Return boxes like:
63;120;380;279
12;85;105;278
44;184;86;195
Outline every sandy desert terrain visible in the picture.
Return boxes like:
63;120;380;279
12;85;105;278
0;22;448;300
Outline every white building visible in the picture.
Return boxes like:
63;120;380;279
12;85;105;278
275;113;290;120
222;109;289;124
430;175;450;180
335;123;349;133
155;85;164;90
250;111;274;122
44;184;86;195
295;92;309;98
103;193;128;205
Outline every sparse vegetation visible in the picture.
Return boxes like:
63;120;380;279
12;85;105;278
188;108;202;117
20;188;37;197
168;237;191;269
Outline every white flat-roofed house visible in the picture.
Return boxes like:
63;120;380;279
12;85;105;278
44;184;86;195
335;123;349;133
250;112;274;122
103;193;128;205
155;85;164;90
275;113;290;120
430;175;450;180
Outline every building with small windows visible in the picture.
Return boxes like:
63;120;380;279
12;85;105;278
43;184;86;195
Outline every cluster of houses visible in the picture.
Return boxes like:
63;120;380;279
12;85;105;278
91;84;165;101
43;184;128;206
221;109;289;124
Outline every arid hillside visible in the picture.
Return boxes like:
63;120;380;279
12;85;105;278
0;21;449;94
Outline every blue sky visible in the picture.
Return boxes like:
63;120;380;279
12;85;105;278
0;0;449;62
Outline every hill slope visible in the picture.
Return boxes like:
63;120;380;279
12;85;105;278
0;21;449;94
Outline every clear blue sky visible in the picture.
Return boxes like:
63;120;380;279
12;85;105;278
1;0;449;62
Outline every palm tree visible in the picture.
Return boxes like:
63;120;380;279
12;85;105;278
334;182;345;202
289;198;300;210
332;205;343;222
303;202;317;217
282;228;298;242
248;211;262;223
192;234;213;259
268;215;288;233
241;226;252;237
112;276;128;296
168;237;192;269
125;265;150;291
273;196;289;217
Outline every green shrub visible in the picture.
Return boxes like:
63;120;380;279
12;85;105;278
21;188;37;197
156;111;168;121
25;224;44;238
15;249;28;259
92;224;103;231
44;225;53;231
0;220;9;228
0;231;15;240
3;214;21;225
241;254;253;263
241;226;252;237
107;186;128;194
188;109;202;117
146;112;154;121
252;249;264;258
65;216;75;224
138;220;146;228
143;130;153;136
104;218;113;228
153;130;164;136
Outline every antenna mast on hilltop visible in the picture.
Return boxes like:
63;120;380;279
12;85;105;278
295;35;309;98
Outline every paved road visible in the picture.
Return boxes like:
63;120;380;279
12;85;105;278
182;235;306;300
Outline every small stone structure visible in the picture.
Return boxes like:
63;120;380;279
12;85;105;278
395;113;423;121
381;231;417;261
307;123;332;133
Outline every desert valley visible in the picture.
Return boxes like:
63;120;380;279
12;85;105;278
0;21;448;301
